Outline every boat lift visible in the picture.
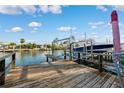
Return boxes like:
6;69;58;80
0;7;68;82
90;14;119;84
52;36;94;61
72;39;94;60
52;36;75;61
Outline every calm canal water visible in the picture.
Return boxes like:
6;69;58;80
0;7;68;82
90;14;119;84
0;50;64;68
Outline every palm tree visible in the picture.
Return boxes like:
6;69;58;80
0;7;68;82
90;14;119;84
20;38;25;49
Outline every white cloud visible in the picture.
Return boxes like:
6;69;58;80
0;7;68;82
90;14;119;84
26;39;37;43
40;5;49;13
0;5;65;15
58;26;77;32
88;21;105;29
30;28;40;33
96;5;124;12
71;27;77;31
29;22;42;33
11;27;23;32
96;5;108;12
93;35;98;39
0;6;22;15
91;25;97;29
29;22;42;28
91;32;97;35
49;5;62;14
88;21;105;26
113;5;124;12
90;33;98;40
40;5;62;14
30;30;37;33
0;5;36;15
19;5;36;14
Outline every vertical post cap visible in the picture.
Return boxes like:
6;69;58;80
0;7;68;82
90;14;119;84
111;10;118;22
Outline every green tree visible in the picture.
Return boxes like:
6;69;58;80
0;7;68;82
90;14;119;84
47;44;51;49
27;43;32;49
9;42;16;50
32;43;37;49
20;38;25;49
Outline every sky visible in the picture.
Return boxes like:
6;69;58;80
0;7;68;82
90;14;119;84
0;5;124;44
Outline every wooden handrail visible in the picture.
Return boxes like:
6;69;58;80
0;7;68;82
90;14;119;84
0;52;16;86
0;52;15;62
0;72;4;77
75;52;113;72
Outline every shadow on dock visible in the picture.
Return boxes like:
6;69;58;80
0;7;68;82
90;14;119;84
19;66;28;80
47;61;65;76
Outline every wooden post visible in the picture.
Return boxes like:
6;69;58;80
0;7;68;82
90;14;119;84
69;44;72;61
110;52;112;62
64;50;66;60
92;54;94;62
96;55;99;60
108;52;110;61
12;53;15;61
46;56;49;62
99;55;103;72
71;43;74;61
78;52;81;64
12;53;16;68
0;59;5;85
52;42;54;57
105;52;107;61
52;58;54;62
107;52;109;61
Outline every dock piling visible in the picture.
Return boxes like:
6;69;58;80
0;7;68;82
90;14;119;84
78;52;81;64
12;53;16;68
70;44;72;61
0;59;5;85
105;52;107;61
64;50;66;60
99;55;103;72
46;56;49;62
92;54;94;62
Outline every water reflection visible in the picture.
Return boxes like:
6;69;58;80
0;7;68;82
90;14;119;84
16;51;45;67
0;50;64;67
16;50;64;67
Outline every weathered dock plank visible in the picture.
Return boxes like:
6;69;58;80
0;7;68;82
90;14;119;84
4;62;85;87
101;75;116;88
73;71;100;88
1;61;118;88
110;81;118;88
61;70;98;88
83;72;107;88
92;73;111;88
13;67;85;88
45;68;93;88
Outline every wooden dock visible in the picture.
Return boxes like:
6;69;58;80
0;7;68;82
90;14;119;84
1;61;119;88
